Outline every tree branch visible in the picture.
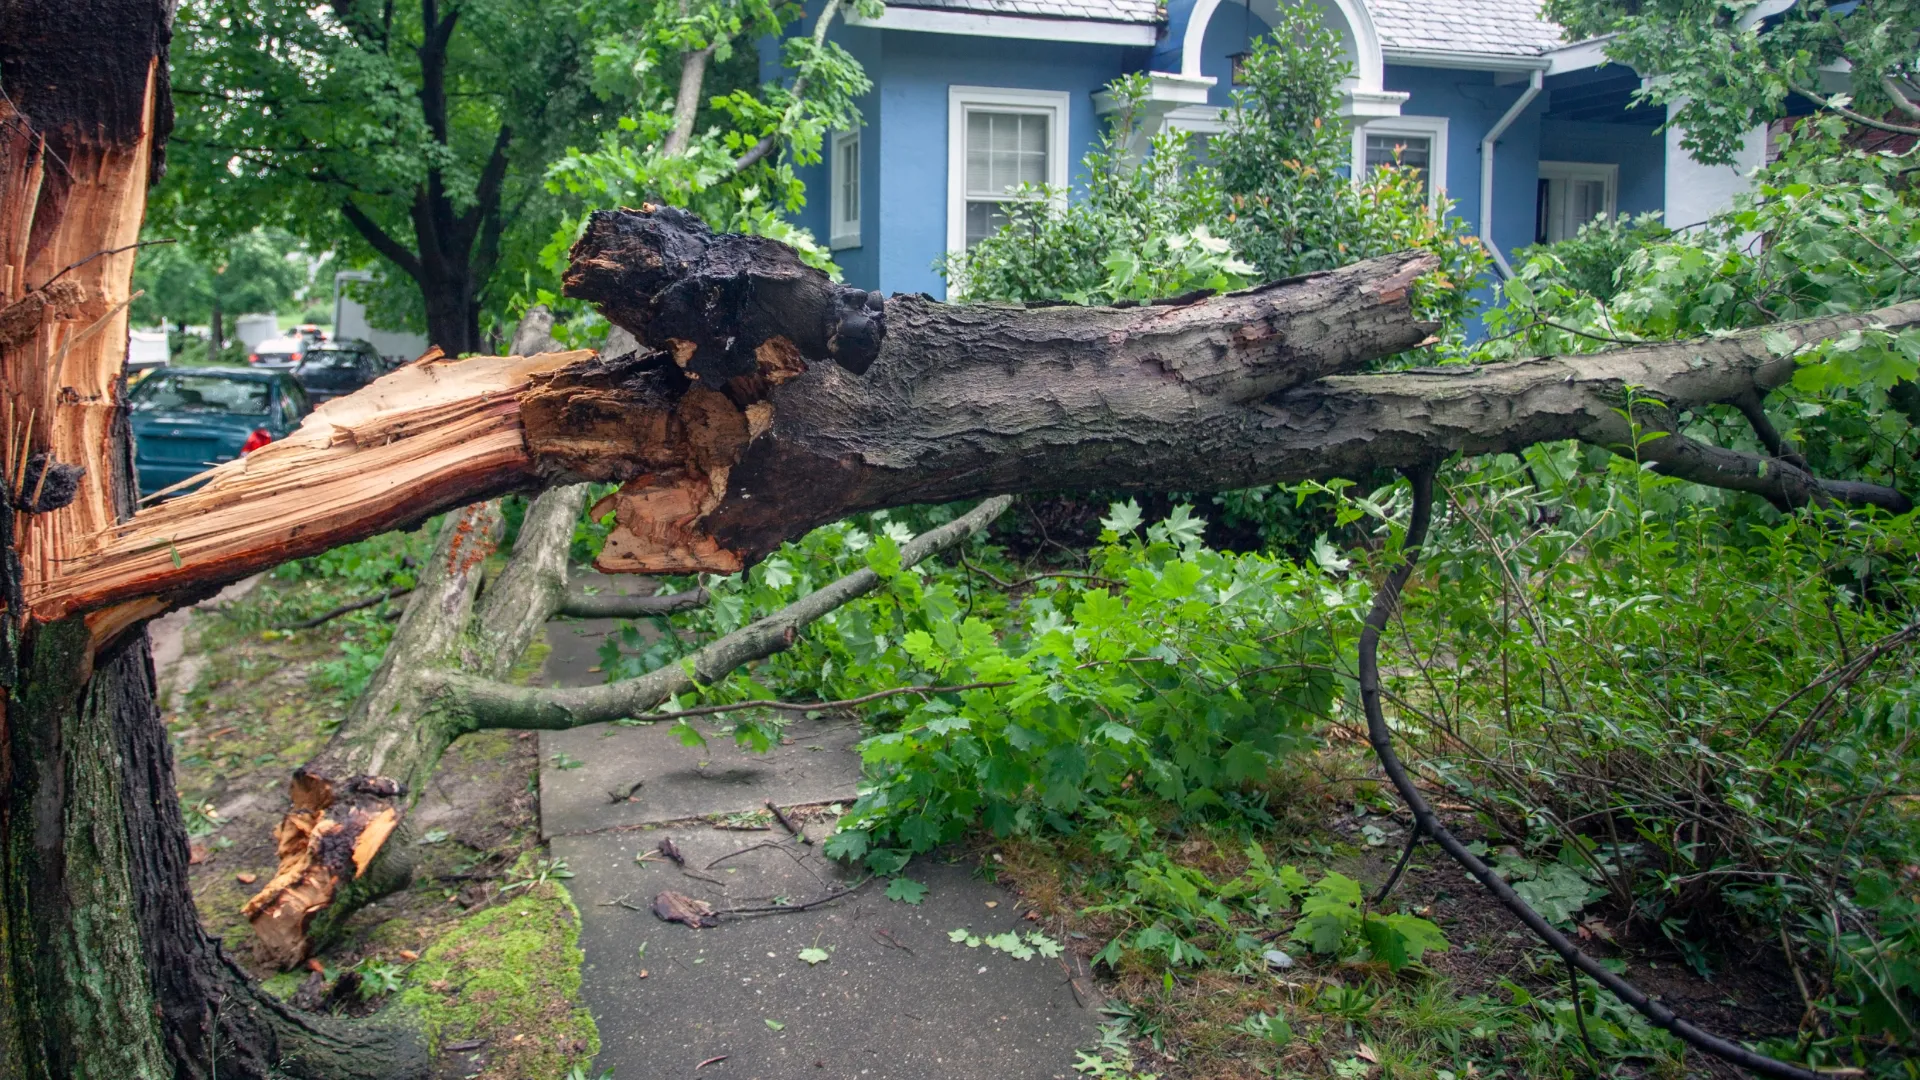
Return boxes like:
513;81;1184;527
456;124;513;251
340;200;425;281
440;496;1013;730
1791;81;1920;137
664;45;719;157
1881;75;1920;122
557;586;708;619
731;0;843;176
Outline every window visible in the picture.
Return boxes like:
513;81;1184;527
1351;116;1449;209
830;130;861;250
947;87;1070;253
1535;161;1618;243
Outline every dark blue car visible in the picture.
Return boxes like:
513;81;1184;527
129;368;309;499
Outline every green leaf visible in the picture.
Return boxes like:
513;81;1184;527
764;1018;785;1031
669;720;708;749
885;877;929;905
797;947;830;966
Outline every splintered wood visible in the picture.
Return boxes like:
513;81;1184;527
242;770;404;968
27;349;590;622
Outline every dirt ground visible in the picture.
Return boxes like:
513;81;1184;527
159;571;591;1079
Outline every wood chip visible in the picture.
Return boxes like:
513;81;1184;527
234;872;257;884
188;844;209;865
652;890;719;929
696;1055;729;1069
398;949;419;961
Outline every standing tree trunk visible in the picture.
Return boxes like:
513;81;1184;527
0;4;423;1078
209;293;223;362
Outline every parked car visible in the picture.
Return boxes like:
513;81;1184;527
246;335;307;369
293;340;385;403
129;368;308;499
290;323;330;347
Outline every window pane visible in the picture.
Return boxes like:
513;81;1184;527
838;138;859;225
965;200;1011;247
966;109;1049;197
1364;133;1431;197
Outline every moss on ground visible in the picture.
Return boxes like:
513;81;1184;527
397;858;598;1080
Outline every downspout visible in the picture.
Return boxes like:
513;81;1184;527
1480;69;1543;279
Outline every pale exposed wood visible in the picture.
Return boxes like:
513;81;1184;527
33;349;590;621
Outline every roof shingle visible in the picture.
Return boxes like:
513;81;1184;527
1368;0;1567;57
885;0;1571;55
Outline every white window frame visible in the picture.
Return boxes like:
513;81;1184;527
830;129;862;251
1536;160;1618;241
1351;114;1449;209
947;86;1071;255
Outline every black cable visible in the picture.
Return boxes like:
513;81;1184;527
1358;462;1821;1080
1372;822;1424;905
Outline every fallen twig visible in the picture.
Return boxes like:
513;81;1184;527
765;799;809;845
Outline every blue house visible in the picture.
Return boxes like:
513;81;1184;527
771;0;1768;298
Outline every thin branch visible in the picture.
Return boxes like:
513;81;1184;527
32;238;175;293
958;552;1119;591
557;586;708;619
1358;465;1820;1080
631;681;1014;724
731;0;844;175
280;587;412;630
1881;75;1920;122
664;45;721;157
445;496;1014;730
1791;81;1920;137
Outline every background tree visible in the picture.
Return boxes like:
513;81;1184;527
162;0;609;355
131;227;307;358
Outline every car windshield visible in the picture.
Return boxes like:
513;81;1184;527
132;374;272;416
300;350;359;371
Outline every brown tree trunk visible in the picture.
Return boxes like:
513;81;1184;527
0;4;424;1078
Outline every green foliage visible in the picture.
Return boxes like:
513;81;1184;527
161;0;608;343
944;7;1488;352
131;228;309;332
941;73;1238;304
529;0;877;335
1545;0;1920;166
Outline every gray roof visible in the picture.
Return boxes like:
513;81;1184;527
889;0;1163;24
1368;0;1568;57
887;0;1570;55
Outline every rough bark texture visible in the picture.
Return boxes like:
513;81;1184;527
243;320;589;969
242;502;504;968
1;5;426;1075
444;495;1015;730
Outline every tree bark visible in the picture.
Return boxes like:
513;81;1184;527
0;5;425;1077
32;206;1920;629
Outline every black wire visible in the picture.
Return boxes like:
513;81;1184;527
1358;462;1822;1080
1565;953;1600;1066
1372;821;1424;905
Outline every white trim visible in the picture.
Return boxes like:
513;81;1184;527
1340;89;1410;121
947;86;1072;255
1180;0;1386;94
1165;104;1227;135
1536;159;1619;242
1542;36;1614;75
829;130;861;250
1351;114;1449;210
1380;46;1550;73
1092;71;1214;115
847;6;1157;44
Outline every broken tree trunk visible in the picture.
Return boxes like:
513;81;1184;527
0;2;426;1077
30;205;1919;629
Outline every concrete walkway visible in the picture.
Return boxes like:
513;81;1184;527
535;590;1101;1080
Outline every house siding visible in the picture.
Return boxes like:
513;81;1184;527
1381;63;1544;267
1539;120;1666;224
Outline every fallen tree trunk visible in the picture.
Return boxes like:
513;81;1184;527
30;207;1919;633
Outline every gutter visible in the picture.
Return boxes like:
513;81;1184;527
1480;69;1543;279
